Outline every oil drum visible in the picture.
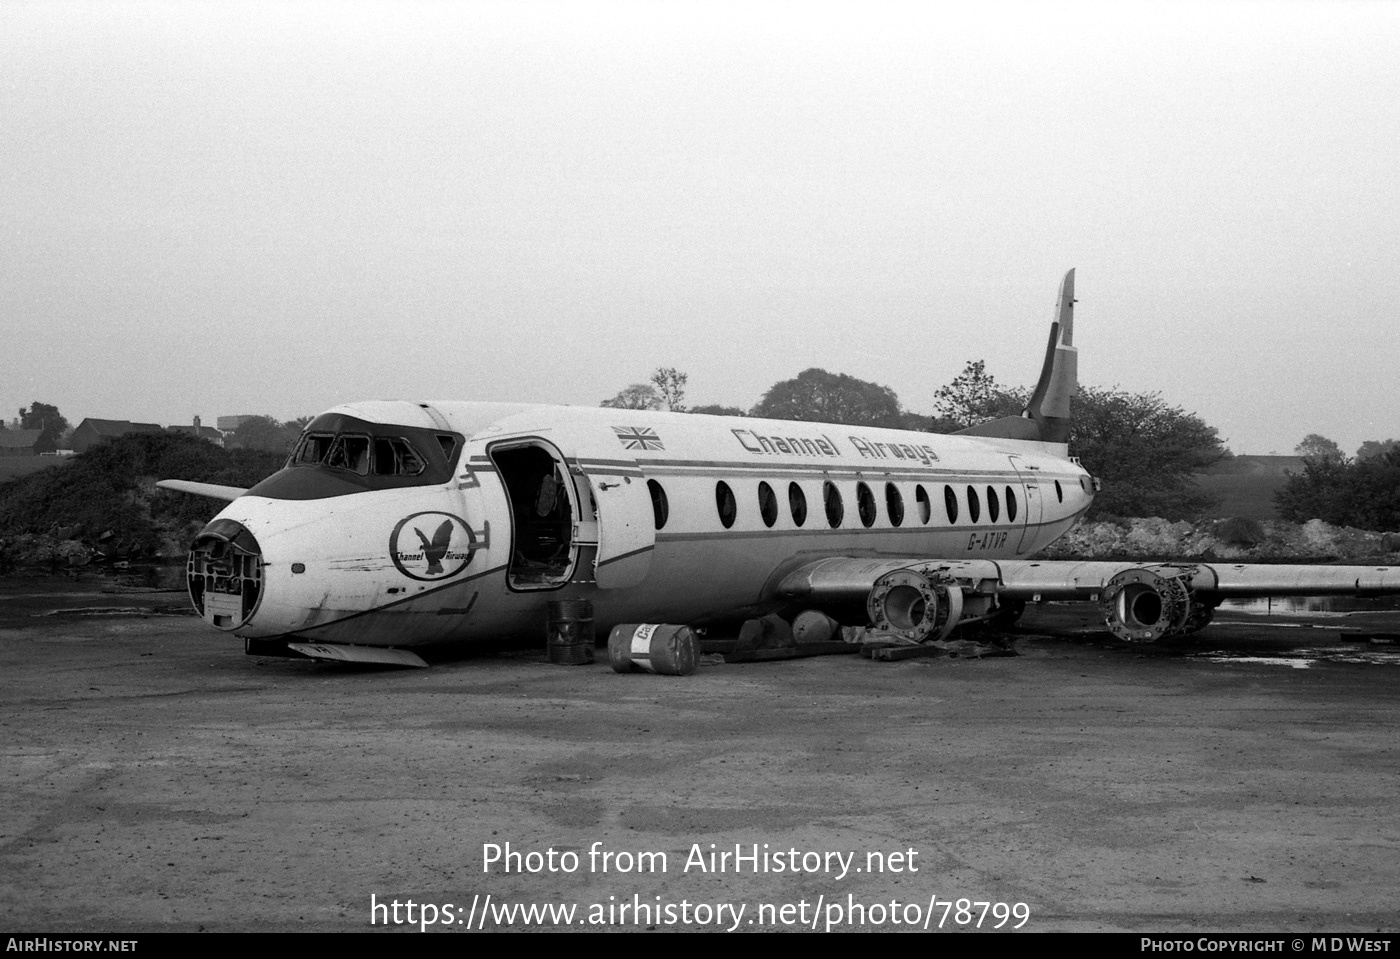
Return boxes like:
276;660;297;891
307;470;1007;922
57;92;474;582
607;623;700;676
546;599;595;665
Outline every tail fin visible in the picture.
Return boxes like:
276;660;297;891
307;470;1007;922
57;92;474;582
956;268;1077;444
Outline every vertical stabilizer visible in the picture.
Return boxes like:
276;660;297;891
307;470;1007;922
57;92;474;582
954;269;1078;444
1023;268;1077;443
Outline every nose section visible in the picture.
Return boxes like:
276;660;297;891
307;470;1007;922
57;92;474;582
187;519;264;630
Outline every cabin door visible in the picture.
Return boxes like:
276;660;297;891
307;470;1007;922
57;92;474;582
1008;455;1043;555
579;466;656;590
487;440;580;590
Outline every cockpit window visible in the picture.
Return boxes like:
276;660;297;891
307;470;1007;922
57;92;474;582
294;433;335;466
326;435;371;475
257;411;464;500
291;431;426;477
372;437;427;476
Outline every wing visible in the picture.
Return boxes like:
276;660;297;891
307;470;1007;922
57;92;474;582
155;479;247;502
776;557;1400;644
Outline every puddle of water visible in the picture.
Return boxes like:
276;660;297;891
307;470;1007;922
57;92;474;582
1220;595;1400;616
1191;646;1400;668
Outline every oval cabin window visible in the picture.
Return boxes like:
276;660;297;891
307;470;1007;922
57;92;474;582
885;483;904;527
758;481;778;528
716;481;737;529
789;482;808;527
943;485;958;524
824;481;844;528
856;482;877;528
648;479;669;530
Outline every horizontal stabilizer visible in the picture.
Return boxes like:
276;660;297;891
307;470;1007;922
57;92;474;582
286;642;429;668
156;479;248;502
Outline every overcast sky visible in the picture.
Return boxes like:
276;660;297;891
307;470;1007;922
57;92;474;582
3;0;1397;454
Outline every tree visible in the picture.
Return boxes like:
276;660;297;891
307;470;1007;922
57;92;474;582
1295;434;1345;463
280;415;313;450
687;404;746;417
18;402;70;453
650;368;688;412
1276;447;1400;531
750;368;904;428
600;384;662;410
931;361;1025;431
1356;438;1400;462
228;415;293;453
1068;387;1227;519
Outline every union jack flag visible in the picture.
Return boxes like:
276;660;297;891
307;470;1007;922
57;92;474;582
613;426;664;451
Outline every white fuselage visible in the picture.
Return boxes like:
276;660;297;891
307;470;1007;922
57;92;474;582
197;401;1094;648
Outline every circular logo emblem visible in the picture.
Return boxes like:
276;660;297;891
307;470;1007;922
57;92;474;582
390;512;476;582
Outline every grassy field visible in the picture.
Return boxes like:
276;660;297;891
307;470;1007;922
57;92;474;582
1193;454;1306;521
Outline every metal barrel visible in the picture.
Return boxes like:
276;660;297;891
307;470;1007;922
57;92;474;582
607;623;700;676
546;599;595;665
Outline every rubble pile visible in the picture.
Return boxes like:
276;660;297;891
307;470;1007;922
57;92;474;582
1041;517;1399;562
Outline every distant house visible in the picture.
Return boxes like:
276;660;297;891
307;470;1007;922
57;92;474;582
0;429;42;457
217;415;258;433
70;418;165;453
167;415;225;447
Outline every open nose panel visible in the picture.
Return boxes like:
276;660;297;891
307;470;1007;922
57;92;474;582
187;519;263;630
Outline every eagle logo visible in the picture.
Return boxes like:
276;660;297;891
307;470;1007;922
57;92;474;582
414;520;454;575
390;512;477;581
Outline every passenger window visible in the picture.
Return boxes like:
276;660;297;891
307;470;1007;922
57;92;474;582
1055;480;1064;503
915;484;931;525
1006;486;1018;522
987;486;1000;523
716;481;737;529
885;483;904;527
789;482;808;527
648;480;669;530
758;481;778;528
823;481;844;528
967;485;981;523
856;482;876;528
944;485;958;524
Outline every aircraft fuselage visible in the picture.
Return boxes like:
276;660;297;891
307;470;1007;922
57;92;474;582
188;401;1095;650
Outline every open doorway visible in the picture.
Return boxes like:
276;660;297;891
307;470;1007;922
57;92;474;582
489;443;578;589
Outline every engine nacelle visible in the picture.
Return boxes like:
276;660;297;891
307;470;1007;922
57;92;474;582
864;564;1009;643
1099;565;1200;642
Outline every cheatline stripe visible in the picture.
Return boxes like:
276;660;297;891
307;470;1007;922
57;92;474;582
654;515;1075;543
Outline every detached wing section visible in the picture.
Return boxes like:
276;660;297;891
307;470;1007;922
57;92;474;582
156;479;248;502
776;557;1400;644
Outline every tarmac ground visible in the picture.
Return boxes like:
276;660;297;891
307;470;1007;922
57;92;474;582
2;574;1398;933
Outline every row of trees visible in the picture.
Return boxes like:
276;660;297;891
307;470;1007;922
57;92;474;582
1277;434;1400;529
602;363;1229;520
225;415;312;453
